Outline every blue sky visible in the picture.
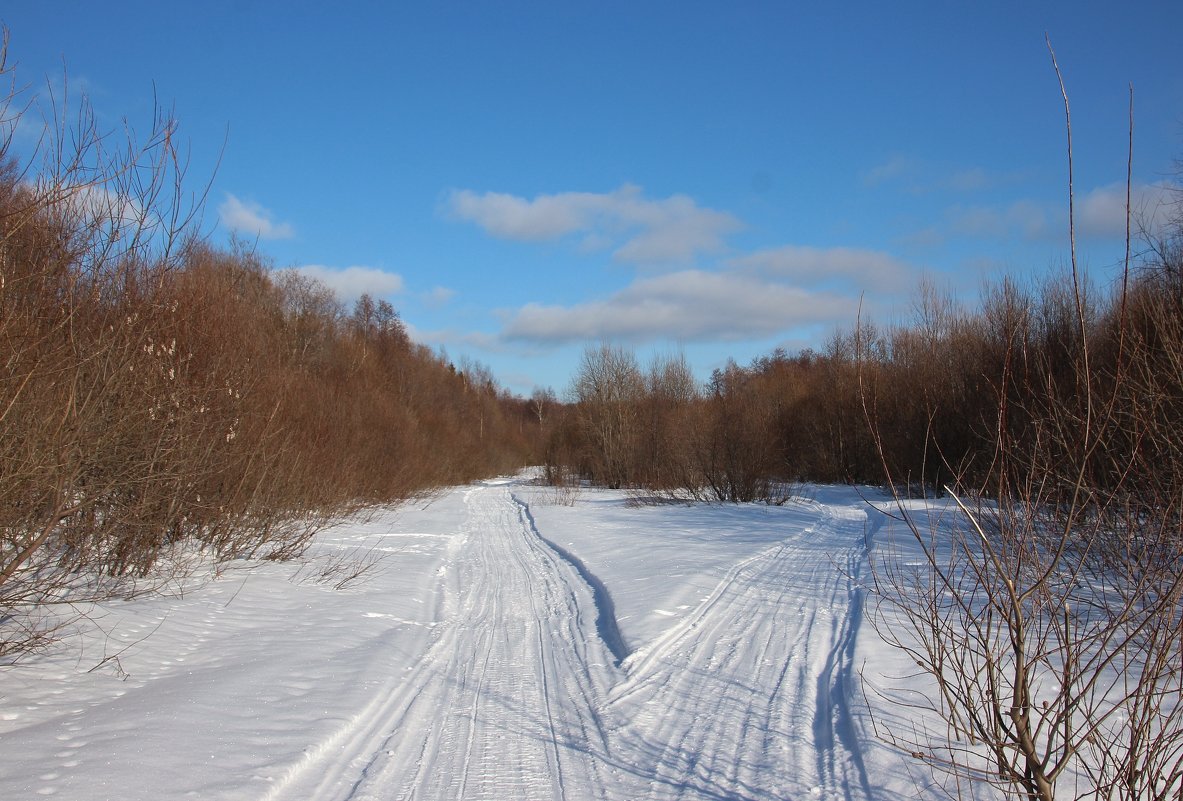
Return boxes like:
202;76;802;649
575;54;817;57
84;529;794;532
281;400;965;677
3;2;1181;394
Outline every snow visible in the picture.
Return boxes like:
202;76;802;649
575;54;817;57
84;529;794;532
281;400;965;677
0;475;944;800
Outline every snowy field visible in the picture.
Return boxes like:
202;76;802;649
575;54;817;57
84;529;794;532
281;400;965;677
0;475;946;801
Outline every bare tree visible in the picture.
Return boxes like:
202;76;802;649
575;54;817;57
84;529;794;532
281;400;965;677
530;386;557;426
570;343;644;489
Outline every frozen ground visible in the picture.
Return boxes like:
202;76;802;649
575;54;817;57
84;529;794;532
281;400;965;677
0;475;941;800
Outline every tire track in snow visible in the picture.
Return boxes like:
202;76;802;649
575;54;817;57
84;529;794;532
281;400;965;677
812;506;878;801
262;483;877;801
256;524;464;801
601;500;876;801
513;494;631;666
280;483;623;801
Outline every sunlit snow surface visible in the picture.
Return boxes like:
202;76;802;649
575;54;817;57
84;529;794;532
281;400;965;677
0;476;948;800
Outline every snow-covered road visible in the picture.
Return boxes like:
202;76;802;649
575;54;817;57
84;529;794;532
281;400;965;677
1;478;910;801
282;484;621;801
268;481;879;801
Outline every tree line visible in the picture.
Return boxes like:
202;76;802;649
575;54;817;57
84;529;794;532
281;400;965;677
543;235;1183;510
0;43;541;655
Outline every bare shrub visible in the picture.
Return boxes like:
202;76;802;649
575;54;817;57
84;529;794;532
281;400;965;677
0;38;210;652
864;52;1183;800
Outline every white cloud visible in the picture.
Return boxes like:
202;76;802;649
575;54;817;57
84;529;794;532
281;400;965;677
729;245;914;291
942;180;1180;243
218;194;295;240
279;265;404;304
948;199;1050;240
30;179;146;230
422;285;457;308
448;189;590;240
407;323;504;353
446;184;742;265
1078;180;1178;239
502;270;858;344
864;156;1026;194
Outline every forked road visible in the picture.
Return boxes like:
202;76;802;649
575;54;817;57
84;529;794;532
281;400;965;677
276;481;876;801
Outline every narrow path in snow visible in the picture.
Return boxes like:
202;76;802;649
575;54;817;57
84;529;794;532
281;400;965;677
266;482;877;801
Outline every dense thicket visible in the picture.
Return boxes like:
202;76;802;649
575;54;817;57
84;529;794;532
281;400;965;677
0;48;538;655
545;223;1183;508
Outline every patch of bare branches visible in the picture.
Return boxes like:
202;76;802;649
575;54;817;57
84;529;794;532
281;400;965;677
863;44;1183;800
